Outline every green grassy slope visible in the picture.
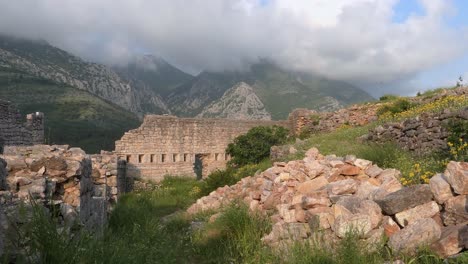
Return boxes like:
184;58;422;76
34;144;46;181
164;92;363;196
0;68;140;153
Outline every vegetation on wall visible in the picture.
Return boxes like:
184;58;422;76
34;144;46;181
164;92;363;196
226;125;289;166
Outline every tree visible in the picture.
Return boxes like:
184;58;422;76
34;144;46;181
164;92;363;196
226;125;288;166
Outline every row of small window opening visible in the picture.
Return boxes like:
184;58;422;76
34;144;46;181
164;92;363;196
122;153;230;164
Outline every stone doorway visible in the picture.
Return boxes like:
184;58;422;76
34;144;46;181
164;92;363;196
194;154;210;180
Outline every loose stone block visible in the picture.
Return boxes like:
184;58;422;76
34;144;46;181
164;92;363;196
429;173;454;204
297;176;328;195
394;201;440;227
444;161;468;195
389;218;441;254
442;195;468;225
431;224;468;258
375;185;433;215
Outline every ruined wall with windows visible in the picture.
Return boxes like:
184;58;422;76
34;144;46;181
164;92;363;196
115;115;289;181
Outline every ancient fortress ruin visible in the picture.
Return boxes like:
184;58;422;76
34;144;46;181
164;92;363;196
115;115;289;181
0;99;44;147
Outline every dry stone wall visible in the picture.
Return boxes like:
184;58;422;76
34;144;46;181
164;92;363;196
188;148;468;258
367;108;468;153
0;99;44;147
115;115;289;181
288;104;379;136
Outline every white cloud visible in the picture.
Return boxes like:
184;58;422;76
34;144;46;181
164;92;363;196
0;0;466;94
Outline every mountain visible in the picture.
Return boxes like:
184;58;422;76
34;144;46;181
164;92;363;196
0;67;140;153
0;35;191;116
168;61;374;120
197;82;271;120
113;54;192;113
0;35;373;128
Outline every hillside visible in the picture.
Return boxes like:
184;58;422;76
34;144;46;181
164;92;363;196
168;61;374;120
0;67;140;153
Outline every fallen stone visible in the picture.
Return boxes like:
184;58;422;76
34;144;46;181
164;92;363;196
442;195;468;225
307;207;334;230
302;194;331;209
431;224;468;258
382;216;400;238
340;165;361;176
354;159;372;170
305;148;320;160
296;176;328;195
327;179;358;196
365;165;383;178
375;185;433;215
394;201;440;227
429;173;454;204
334;214;372;238
388;218;441;254
444;161;468;195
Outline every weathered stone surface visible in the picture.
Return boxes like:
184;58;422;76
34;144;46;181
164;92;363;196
389;218;441;253
340;165;361;176
382;216;400;237
429;173;454;204
442;195;468;225
375;185;433;215
307;207;334;230
365;165;383;177
431;225;468;258
302;194;331;209
334;214;372;238
296;176;328;195
444;161;468;195
354;159;372;170
327;179;358;196
394;201;440;227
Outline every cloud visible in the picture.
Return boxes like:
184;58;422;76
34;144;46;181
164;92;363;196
0;0;466;94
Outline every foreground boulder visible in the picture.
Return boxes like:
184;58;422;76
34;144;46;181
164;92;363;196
187;149;468;258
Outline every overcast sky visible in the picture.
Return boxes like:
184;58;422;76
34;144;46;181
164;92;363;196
0;0;467;96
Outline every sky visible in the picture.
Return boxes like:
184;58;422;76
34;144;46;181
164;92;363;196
0;0;467;96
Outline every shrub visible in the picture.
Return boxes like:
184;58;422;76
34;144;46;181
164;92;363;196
226;126;288;166
199;160;272;196
377;98;416;117
379;94;399;101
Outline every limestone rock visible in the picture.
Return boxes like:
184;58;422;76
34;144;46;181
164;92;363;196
334;214;372;238
382;216;400;237
327;179;358;196
340;165;361;176
431;224;468;258
442;195;468;225
307;207;334;230
354;159;372;170
296;176;328;195
429;173;454;204
375;185;433;215
365;165;383;178
389;218;441;254
394;201;440;227
444;161;468;195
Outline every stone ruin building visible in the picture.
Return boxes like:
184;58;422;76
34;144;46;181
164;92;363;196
0;99;44;148
115;115;289;181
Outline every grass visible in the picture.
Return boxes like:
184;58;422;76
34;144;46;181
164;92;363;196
279;125;448;185
3;174;467;263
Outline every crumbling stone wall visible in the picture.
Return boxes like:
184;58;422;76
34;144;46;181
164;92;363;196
0;144;131;253
115;115;289;181
0;99;44;146
288;104;379;136
367;108;468;154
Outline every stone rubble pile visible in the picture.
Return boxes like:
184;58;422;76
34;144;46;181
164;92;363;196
187;148;468;258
